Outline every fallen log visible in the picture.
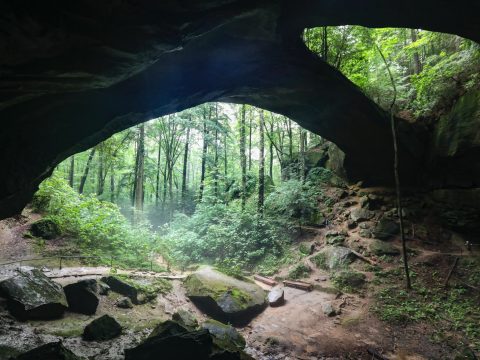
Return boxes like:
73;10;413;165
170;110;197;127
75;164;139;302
350;249;376;265
444;257;459;288
254;274;277;286
283;280;313;291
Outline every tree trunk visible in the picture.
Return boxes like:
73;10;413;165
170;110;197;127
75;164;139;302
299;128;306;182
258;109;265;214
248;108;252;171
181;124;190;208
68;155;75;188
376;44;412;290
134;124;145;211
240;105;247;210
269;121;274;180
96;146;105;196
322;26;328;62
199;107;209;202
213;104;219;200
410;29;423;74
155;132;162;207
78;147;96;194
110;163;115;202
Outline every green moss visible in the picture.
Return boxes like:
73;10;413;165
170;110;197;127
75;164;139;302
0;345;21;358
312;253;328;270
116;274;173;300
288;263;311;280
332;270;366;292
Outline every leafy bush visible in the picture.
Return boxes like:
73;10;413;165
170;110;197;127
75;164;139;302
160;201;287;271
33;174;159;269
288;263;311;279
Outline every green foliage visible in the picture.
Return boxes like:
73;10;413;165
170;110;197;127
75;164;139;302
264;179;320;227
288;263;311;280
160;201;287;271
33;174;159;269
332;270;366;292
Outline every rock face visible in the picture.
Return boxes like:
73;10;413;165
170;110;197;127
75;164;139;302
14;342;83;360
184;267;266;326
0;267;67;320
2;1;476;220
29;218;60;240
312;246;356;271
372;218;399;240
267;287;285;307
83;315;122;341
64;279;99;315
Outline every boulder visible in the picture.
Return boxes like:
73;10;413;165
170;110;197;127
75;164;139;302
372;218;399;240
29;218;60;240
312;246;356;271
201;319;246;352
332;271;366;290
183;267;266;326
172;309;199;330
322;302;337;317
267;287;285;307
116;297;133;309
14;342;84;360
369;240;400;256
350;208;375;222
0;267;67;320
83;315;122;341
64;279;99;315
98;282;110;296
101;275;171;304
325;230;346;246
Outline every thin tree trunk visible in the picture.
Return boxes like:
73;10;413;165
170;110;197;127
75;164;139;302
240;105;247;210
78;148;96;194
213;104;219;200
299;128;306;182
269;121;274;180
199;108;209;202
376;44;412;290
68;155;75;188
97;146;105;196
181;125;190;208
258;110;265;214
134;124;145;211
410;29;422;74
248;109;252;171
155;132;162;207
110;163;115;202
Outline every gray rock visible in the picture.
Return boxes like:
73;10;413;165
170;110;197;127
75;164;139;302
83;314;122;341
201;319;246;351
372;218;399;240
312;246;356;270
98;282;110;295
64;279;99;315
350;208;375;222
116;297;133;309
172;309;198;330
29;218;60;240
369;240;400;256
322;302;337;317
0;267;67;320
325;230;347;246
267;287;285;307
359;229;372;238
184;267;266;326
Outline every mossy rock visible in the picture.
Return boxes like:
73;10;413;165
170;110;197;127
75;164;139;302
14;342;84;360
0;267;67;320
83;314;122;341
172;309;199;330
101;275;172;304
184;267;266;326
312;246;355;270
332;270;366;291
369;240;400;256
29;218;60;240
201;319;246;352
288;263;311;279
372;218;399;240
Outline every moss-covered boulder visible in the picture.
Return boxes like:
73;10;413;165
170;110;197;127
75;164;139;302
184;267;266;326
0;267;67;320
29;218;60;240
332;270;366;291
101;275;171;304
172;309;199;330
350;208;375;222
64;279;99;315
83;314;122;341
202;319;246;352
14;342;84;360
325;230;347;246
372;218;399;240
369;240;400;256
312;246;356;271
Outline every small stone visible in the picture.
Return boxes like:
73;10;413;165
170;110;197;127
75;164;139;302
267;287;285;307
322;302;336;317
116;297;133;309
